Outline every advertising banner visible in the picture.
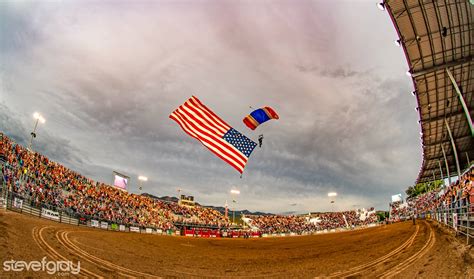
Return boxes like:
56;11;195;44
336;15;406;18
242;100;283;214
453;213;458;231
119;225;126;232
79;217;87;225
130;226;140;233
41;208;60;221
13;197;23;209
91;220;99;228
111;224;118;231
145;228;153;234
100;221;108;229
156;229;163;234
444;213;448;225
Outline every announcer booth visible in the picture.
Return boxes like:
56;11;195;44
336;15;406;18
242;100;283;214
179;194;195;207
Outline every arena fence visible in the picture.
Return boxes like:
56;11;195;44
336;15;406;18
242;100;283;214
426;204;473;245
2;188;183;236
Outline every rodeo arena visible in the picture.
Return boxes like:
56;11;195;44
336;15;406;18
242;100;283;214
1;1;474;278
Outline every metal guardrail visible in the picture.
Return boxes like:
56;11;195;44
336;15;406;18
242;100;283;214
426;204;473;245
3;189;181;235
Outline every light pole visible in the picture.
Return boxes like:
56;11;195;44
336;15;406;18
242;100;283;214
230;189;240;225
138;176;148;193
28;112;45;151
232;200;237;225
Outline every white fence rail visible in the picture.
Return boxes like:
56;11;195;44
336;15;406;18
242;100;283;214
426;205;473;244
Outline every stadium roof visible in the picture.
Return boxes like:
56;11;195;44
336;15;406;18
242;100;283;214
384;1;473;184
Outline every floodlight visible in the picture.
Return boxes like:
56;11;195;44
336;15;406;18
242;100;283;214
230;189;240;195
138;176;148;181
328;192;337;197
394;39;401;47
33;112;46;123
376;2;385;11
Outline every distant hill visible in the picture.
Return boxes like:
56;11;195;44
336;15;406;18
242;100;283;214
204;206;272;217
141;193;179;203
141;193;271;216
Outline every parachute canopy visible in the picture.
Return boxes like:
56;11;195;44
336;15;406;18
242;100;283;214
243;107;279;130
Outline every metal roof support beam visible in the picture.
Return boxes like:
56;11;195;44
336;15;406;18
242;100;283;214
410;55;473;78
467;152;471;166
438;160;444;186
421;110;473;126
441;143;451;185
445;119;461;179
423;134;472;147
446;68;474;137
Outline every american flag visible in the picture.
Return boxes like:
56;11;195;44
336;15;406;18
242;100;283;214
169;96;257;174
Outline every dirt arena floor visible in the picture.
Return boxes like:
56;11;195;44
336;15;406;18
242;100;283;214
0;210;472;278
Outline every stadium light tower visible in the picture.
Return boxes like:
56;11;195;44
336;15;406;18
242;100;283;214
328;192;337;211
230;189;240;225
138;176;148;193
328;192;337;197
28;112;46;151
376;2;385;11
230;189;240;195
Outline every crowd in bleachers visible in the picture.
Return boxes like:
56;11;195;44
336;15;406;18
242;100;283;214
246;209;377;234
411;168;473;213
389;166;473;221
0;133;229;230
1;132;379;234
388;201;410;221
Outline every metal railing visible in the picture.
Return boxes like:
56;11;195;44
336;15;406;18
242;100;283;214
427;203;473;244
2;188;181;234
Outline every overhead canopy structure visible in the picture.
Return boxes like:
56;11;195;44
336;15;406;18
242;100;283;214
384;1;473;183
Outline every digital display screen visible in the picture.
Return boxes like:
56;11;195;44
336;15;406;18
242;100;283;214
113;173;128;190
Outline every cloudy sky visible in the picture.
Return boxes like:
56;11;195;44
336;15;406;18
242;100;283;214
0;0;421;213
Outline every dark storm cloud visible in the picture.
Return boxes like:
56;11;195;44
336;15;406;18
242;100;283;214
0;0;421;212
296;65;362;79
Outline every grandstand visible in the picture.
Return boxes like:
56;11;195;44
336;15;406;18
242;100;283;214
385;0;473;184
0;132;377;235
383;0;474;242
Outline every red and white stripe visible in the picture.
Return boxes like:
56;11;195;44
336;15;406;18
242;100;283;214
169;96;248;173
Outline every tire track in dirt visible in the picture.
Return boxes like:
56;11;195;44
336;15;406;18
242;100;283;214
328;224;420;278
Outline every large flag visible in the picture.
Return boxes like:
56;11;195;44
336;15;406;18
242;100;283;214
169;96;257;174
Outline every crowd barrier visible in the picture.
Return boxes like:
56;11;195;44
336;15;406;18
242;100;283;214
426;204;473;244
2;189;182;236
